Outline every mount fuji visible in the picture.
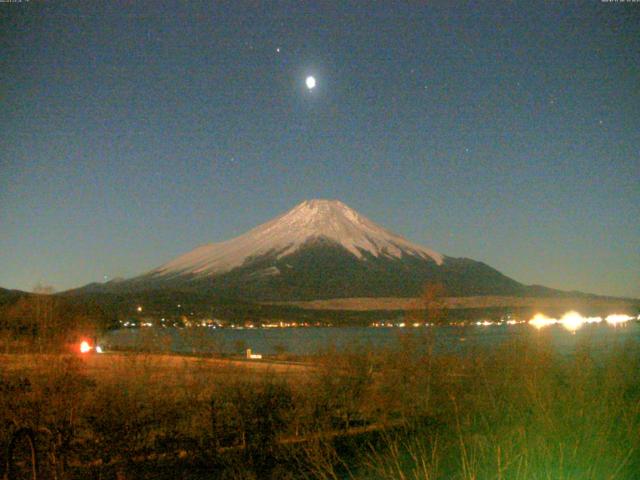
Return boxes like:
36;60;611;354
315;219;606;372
88;199;530;300
154;199;444;276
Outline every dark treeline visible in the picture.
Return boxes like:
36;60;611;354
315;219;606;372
0;290;117;350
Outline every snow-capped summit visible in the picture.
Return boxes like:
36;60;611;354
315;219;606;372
153;199;443;277
75;198;526;300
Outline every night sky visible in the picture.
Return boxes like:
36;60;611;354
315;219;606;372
1;1;638;297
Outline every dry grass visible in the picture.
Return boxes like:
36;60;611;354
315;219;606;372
1;334;639;479
356;336;640;479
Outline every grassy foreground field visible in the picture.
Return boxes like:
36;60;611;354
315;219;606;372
1;333;639;479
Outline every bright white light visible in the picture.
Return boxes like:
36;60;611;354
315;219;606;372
305;76;316;90
529;311;634;330
584;316;602;324
529;313;557;330
477;320;493;326
560;311;585;332
96;346;103;354
136;306;143;312
80;341;92;353
605;314;633;325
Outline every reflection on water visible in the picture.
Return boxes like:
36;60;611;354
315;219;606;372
102;321;640;356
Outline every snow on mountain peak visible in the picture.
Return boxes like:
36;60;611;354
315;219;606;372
153;199;443;277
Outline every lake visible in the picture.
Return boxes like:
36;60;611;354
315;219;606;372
102;321;640;356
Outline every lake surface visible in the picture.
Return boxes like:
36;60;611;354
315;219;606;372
102;321;640;356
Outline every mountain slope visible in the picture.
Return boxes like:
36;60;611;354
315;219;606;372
152;199;443;278
0;287;32;307
88;199;529;300
192;239;525;300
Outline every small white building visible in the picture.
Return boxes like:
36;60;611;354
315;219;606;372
246;348;262;360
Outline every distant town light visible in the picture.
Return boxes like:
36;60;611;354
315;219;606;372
560;311;585;332
528;311;619;331
136;306;143;312
529;313;557;330
477;320;494;326
605;314;634;325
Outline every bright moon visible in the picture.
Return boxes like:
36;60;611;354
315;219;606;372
305;76;316;90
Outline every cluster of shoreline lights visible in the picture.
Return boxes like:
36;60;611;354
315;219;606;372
528;312;636;332
130;304;636;331
371;312;638;331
